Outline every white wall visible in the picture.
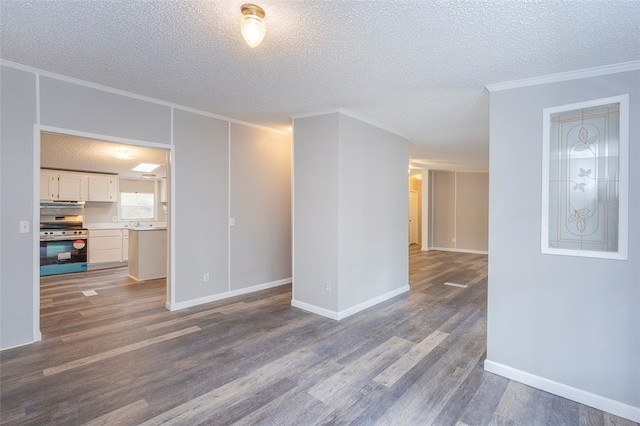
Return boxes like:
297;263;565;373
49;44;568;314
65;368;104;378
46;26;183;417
337;114;409;312
428;170;489;253
292;111;409;319
292;113;340;313
230;123;292;291
173;110;230;302
0;66;37;346
0;62;292;349
486;69;639;422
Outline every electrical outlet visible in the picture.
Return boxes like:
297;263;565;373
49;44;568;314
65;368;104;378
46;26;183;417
452;237;456;243
113;216;118;222
229;218;235;226
203;273;210;283
325;281;331;293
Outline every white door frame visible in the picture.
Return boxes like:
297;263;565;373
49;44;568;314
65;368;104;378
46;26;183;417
33;124;175;342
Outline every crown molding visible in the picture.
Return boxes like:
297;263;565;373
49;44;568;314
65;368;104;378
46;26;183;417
0;59;290;136
486;60;640;92
291;107;411;140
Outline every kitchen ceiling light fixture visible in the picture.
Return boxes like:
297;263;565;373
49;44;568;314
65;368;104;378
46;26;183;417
114;149;133;160
240;4;266;48
132;163;160;172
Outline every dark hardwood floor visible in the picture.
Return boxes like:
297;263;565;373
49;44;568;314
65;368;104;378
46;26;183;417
0;247;636;425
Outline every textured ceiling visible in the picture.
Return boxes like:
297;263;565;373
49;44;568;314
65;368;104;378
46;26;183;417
2;0;639;171
41;133;168;179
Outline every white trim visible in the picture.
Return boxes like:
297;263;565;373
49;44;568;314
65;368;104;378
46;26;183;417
290;107;411;140
40;125;170;150
410;159;489;173
35;74;41;125
486;60;640;92
32;127;42;344
291;285;410;321
428;246;489;255
540;94;629;261
33;75;42;343
290;107;342;120
228;121;232;293
166;278;292;311
484;359;640;423
291;121;296;302
291;299;340;320
35;125;176;319
453;171;458;249
168;109;176;307
176;105;289;136
337;286;410;319
430;170;434;249
421;169;429;250
0;59;289;137
0;339;38;351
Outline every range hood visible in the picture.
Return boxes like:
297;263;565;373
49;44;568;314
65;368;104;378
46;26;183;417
40;201;85;208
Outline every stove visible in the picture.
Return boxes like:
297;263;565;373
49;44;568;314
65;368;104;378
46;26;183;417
39;202;88;276
40;228;88;241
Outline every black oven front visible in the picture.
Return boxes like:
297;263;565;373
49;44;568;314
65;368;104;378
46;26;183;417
39;229;88;276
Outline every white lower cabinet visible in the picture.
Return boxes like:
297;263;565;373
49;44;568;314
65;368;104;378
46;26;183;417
88;229;123;265
122;230;129;262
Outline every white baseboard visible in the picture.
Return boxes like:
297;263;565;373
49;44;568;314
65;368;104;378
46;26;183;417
484;359;640;423
291;285;410;321
1;338;36;352
166;278;291;311
429;246;488;255
290;299;340;320
88;261;128;271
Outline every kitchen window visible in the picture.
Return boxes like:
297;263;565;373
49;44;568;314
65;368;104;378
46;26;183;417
120;192;155;220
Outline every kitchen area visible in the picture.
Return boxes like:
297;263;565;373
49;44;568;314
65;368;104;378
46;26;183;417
39;132;169;282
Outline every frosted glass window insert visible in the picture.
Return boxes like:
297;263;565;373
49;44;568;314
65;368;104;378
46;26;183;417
542;95;628;260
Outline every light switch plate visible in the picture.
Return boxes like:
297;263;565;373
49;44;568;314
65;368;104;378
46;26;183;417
229;218;235;226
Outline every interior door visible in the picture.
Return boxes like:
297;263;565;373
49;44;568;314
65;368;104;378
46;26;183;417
409;191;418;244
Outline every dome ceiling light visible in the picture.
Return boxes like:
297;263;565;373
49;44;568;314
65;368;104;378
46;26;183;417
240;4;266;48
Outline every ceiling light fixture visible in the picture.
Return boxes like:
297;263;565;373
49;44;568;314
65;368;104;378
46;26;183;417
113;149;133;160
132;163;160;172
240;4;266;48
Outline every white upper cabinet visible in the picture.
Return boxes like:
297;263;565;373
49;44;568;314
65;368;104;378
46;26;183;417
40;170;88;201
41;169;117;202
88;174;118;202
40;170;58;200
58;172;88;201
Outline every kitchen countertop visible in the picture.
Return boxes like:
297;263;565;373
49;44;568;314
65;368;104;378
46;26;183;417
85;222;167;230
128;226;167;231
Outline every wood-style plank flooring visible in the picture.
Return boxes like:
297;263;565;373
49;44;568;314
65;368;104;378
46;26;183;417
1;247;636;425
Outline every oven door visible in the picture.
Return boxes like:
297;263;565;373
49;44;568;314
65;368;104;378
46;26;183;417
40;238;88;276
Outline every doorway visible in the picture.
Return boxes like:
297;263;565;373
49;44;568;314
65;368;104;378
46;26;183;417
36;126;173;337
409;175;422;245
410;191;419;244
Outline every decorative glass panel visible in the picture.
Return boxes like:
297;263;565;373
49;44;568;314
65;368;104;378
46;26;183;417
542;95;628;260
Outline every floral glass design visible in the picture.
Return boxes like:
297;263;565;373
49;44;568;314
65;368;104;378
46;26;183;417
542;95;628;260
